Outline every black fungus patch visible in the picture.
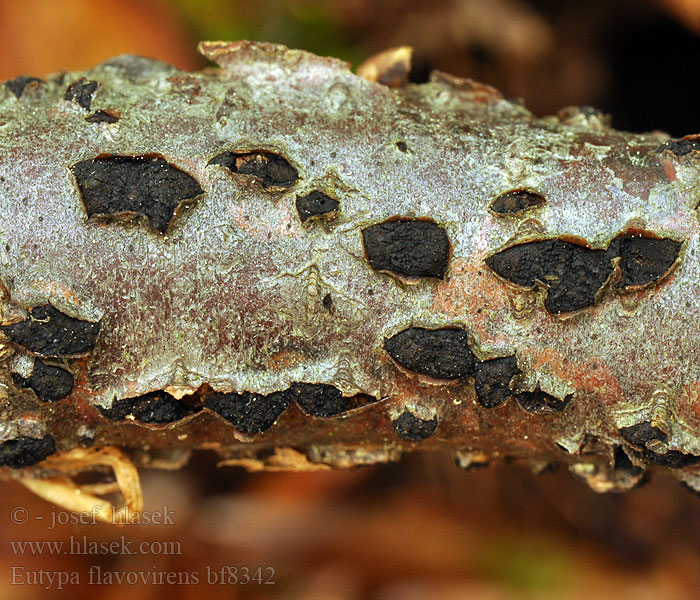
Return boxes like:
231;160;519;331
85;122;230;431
99;391;191;424
613;445;644;476
619;421;668;448
0;434;56;468
85;110;119;124
322;294;332;310
392;410;438;441
12;359;73;402
205;390;290;433
296;191;339;222
485;239;613;313
486;233;683;313
64;78;98;110
474;355;520;408
71;155;203;233
5;76;43;98
1;305;100;356
289;383;348;417
287;383;376;417
362;219;450;279
656;138;700;156
489;190;546;215
645;449;700;469
516;388;572;413
384;327;476;380
208;151;298;190
610;235;681;288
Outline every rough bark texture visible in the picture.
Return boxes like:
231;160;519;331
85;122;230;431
1;41;699;502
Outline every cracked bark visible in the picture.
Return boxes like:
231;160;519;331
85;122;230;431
1;40;700;515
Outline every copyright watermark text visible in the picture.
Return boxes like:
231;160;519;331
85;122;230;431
10;504;175;528
7;505;276;588
10;566;276;589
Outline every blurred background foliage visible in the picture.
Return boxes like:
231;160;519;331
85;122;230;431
2;1;700;599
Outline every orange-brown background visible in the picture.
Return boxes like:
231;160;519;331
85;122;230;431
2;0;700;134
2;1;700;598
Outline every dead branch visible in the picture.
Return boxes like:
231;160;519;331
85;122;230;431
1;41;700;515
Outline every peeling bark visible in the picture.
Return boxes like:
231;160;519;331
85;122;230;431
1;40;700;513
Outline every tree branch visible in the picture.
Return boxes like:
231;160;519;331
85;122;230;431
1;41;699;514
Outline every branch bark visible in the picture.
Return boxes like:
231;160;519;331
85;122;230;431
1;41;700;513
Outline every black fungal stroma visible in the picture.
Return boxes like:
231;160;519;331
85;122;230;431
362;218;450;279
296;191;339;222
612;446;644;476
208;151;299;190
610;235;683;289
288;383;348;417
64;78;98;110
85;110;119;124
486;233;682;314
656;138;700;156
384;327;536;412
489;189;546;215
384;327;476;380
515;388;572;413
12;359;73;402
618;421;700;469
204;390;290;434
473;356;521;408
644;449;700;468
97;381;379;433
392;410;438;441
619;421;667;448
0;435;56;468
5;76;43;99
99;391;194;424
71;155;203;233
384;326;524;411
202;382;379;432
1;305;100;356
